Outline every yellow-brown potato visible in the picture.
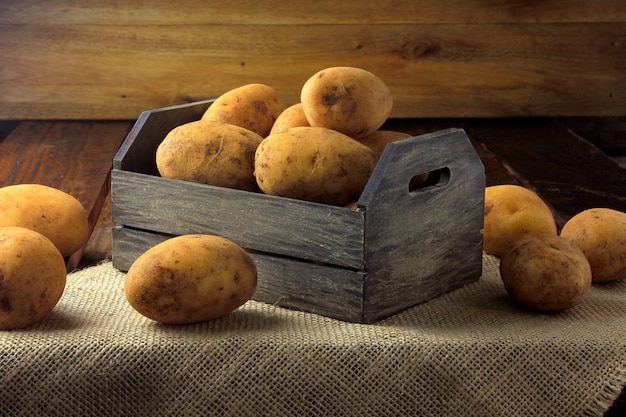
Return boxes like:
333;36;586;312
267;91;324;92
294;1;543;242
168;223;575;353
357;130;412;158
500;234;591;312
269;103;310;135
156;120;263;192
560;208;626;282
254;126;378;206
0;227;67;329
483;184;557;257
300;66;393;139
201;83;286;137
0;184;90;257
124;234;257;324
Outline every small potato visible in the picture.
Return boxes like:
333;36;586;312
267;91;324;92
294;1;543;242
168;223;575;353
483;184;557;257
0;184;90;257
500;234;591;312
124;234;257;324
0;227;67;329
560;208;626;282
301;66;393;138
357;130;413;158
254;126;378;206
156;120;263;192
202;83;286;137
269;103;310;135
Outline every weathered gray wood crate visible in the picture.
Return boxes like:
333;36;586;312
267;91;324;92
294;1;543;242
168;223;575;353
111;99;485;323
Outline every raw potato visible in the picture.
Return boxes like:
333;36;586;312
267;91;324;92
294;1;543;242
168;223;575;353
301;66;393;139
269;103;310;135
156;120;263;192
500;234;592;312
254;126;378;206
124;234;257;324
357;130;413;158
560;208;626;282
202;83;286;137
483;184;557;257
0;227;67;330
0;183;90;257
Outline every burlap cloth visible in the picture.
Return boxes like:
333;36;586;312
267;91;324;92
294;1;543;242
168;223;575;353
1;254;625;417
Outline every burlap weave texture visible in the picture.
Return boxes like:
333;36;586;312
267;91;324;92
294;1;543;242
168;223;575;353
1;254;625;417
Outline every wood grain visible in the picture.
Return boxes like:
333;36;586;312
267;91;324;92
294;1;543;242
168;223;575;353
0;0;624;119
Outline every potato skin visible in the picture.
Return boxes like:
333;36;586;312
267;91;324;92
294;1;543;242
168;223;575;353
357;130;412;158
560;208;626;282
0;184;90;257
124;234;257;324
269;103;310;135
156;120;263;191
500;234;591;312
201;83;286;137
0;227;67;330
300;66;393;139
483;185;557;257
254;126;378;206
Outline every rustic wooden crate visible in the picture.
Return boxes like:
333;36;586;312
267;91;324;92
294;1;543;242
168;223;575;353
111;100;486;323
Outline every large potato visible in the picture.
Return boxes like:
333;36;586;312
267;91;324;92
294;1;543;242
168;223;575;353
254;126;378;206
269;103;310;135
201;83;286;137
156;120;263;191
357;130;412;158
0;184;90;257
124;234;257;324
560;208;626;282
483;184;557;257
300;66;393;138
500;234;591;312
0;227;67;329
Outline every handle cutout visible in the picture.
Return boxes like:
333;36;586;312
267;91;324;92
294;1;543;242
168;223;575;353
409;167;450;193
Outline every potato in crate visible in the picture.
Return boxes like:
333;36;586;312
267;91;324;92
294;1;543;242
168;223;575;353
111;99;485;323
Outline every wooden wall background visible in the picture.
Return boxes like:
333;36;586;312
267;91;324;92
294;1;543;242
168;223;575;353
0;1;625;120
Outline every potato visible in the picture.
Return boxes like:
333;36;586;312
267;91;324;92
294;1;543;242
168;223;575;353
357;130;412;158
254;126;378;206
500;234;591;312
300;66;393;139
560;208;626;282
0;184;90;257
483;184;557;257
201;83;286;137
156;120;263;192
0;227;67;329
269;103;310;135
124;234;257;324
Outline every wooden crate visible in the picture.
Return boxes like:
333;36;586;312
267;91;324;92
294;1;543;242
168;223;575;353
111;100;486;323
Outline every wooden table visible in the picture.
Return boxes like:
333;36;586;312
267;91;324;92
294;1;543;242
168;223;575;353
0;117;625;415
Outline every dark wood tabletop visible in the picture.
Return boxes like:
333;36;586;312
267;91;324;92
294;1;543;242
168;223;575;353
1;117;625;415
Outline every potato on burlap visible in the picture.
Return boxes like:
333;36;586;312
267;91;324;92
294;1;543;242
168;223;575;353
156;120;263;192
0;183;90;257
0;227;67;330
300;66;393;139
500;234;591;312
124;234;257;324
254;126;378;206
269;103;310;135
201;83;286;137
560;208;626;282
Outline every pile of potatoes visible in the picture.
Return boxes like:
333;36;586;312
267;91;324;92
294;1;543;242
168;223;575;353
0;184;90;329
156;66;416;207
482;184;626;312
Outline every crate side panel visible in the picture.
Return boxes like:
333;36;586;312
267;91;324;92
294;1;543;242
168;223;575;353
111;170;366;269
112;226;366;323
361;129;485;321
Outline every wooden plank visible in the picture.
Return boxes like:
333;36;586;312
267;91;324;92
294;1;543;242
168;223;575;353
463;119;626;228
1;1;624;24
0;120;131;270
1;21;624;119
